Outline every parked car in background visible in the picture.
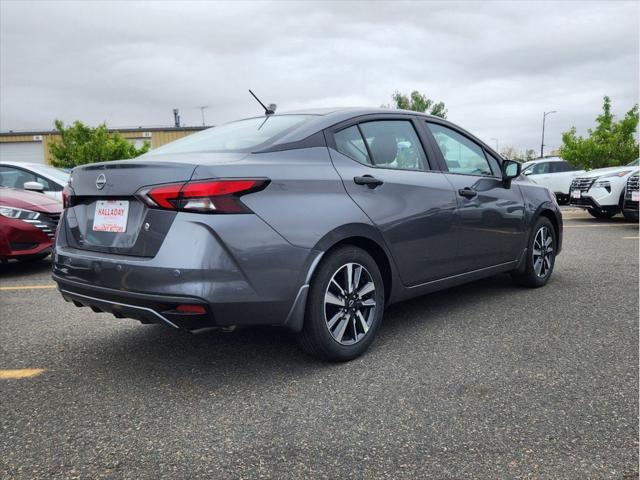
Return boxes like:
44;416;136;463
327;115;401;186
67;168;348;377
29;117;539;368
622;172;639;221
52;108;562;361
521;157;584;204
0;186;62;262
0;161;70;201
569;159;640;219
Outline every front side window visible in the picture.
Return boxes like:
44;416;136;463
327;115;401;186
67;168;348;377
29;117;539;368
529;162;550;175
147;115;312;155
426;123;493;176
0;166;36;189
359;120;427;171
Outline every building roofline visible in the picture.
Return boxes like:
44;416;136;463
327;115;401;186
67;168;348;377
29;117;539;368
0;126;210;137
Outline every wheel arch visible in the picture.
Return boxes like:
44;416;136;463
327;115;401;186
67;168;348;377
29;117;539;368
284;223;400;333
310;224;399;303
534;205;562;254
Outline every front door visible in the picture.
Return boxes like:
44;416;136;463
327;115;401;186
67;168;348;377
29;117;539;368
327;117;459;286
423;121;526;273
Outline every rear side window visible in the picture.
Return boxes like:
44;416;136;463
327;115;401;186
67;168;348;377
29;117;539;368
551;161;577;172
359;120;428;170
334;126;371;165
426;123;493;176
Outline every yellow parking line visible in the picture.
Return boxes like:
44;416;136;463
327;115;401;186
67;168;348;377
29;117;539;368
0;368;45;379
0;285;56;291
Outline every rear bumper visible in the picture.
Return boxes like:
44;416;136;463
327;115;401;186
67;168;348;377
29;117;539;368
52;212;318;331
54;271;310;331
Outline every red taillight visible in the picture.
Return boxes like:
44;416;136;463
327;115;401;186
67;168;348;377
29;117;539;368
140;179;268;214
175;304;207;314
62;184;71;208
145;183;183;209
181;180;259;197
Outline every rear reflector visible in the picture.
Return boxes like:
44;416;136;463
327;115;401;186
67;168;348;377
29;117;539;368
175;304;207;314
140;179;268;214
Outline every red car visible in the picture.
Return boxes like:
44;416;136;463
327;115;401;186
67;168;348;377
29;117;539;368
0;186;63;262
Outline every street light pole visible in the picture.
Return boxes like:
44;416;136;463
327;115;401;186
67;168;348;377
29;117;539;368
490;137;499;152
540;110;557;158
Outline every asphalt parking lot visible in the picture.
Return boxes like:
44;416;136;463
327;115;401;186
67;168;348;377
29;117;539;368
1;209;638;479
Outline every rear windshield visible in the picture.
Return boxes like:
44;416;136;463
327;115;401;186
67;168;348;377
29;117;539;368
147;115;312;155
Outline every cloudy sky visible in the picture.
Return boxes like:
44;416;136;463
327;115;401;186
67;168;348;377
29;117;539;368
1;0;638;152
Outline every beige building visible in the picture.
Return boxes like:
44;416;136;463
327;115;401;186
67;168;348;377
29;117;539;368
0;126;206;164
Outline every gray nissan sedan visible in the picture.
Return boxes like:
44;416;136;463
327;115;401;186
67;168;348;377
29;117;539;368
53;108;562;361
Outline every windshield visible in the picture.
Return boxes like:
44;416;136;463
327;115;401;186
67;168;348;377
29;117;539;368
30;164;70;183
147;115;313;155
627;159;639;166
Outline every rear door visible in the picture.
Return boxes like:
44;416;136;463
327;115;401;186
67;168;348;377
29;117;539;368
422;121;526;272
326;116;459;286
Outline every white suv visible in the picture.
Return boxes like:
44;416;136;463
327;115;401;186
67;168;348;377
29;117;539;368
569;159;640;219
522;157;585;204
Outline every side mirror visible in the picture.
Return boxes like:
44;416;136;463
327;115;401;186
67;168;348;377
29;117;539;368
23;181;45;192
501;160;521;188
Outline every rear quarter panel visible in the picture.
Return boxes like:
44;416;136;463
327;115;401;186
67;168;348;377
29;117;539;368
192;147;376;250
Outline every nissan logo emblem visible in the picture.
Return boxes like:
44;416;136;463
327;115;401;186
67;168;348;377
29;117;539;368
96;173;106;190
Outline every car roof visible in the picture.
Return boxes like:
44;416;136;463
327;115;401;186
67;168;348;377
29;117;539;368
0;160;45;168
238;107;442;130
523;157;563;164
244;107;501;156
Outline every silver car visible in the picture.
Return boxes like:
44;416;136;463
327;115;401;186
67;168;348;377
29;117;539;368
53;108;562;361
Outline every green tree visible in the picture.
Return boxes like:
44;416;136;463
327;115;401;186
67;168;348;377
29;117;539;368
387;90;447;118
49;120;150;168
525;149;538;161
559;96;639;170
500;146;522;161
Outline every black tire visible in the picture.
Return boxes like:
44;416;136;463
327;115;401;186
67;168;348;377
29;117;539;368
297;246;385;362
511;217;557;288
622;209;639;222
587;208;616;219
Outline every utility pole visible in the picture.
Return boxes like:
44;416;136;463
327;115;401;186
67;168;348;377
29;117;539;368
198;106;209;127
540;110;557;158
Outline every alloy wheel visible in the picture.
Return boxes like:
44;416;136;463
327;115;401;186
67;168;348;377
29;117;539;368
532;226;554;278
324;262;377;345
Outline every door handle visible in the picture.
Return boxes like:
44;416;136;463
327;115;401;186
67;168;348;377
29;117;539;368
458;187;477;199
354;175;384;189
